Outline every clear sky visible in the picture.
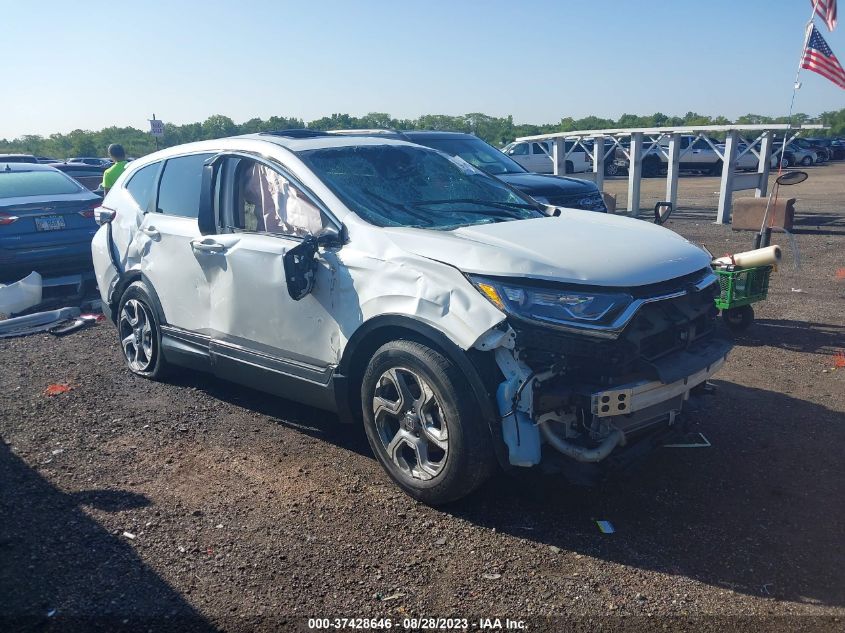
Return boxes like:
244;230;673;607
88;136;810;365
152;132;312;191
3;0;844;139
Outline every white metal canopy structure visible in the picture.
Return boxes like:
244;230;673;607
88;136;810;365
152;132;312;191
515;124;825;223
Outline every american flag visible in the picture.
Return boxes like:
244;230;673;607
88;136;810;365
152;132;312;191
811;0;837;32
801;26;845;89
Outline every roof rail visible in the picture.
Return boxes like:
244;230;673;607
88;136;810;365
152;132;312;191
260;129;331;139
328;128;402;136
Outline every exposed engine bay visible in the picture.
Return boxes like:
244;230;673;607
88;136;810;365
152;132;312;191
477;268;731;469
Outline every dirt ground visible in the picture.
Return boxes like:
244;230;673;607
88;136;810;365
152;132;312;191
1;163;844;632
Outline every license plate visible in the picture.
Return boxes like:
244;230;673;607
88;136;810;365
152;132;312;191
34;216;66;231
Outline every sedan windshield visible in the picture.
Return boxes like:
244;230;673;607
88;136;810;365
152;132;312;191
418;138;527;176
298;144;543;230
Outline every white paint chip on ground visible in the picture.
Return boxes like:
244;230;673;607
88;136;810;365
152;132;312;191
122;531;136;540
664;432;712;448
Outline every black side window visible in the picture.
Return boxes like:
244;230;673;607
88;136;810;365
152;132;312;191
156;153;213;218
125;163;159;210
532;143;548;155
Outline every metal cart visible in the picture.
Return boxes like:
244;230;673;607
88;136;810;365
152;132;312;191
713;264;773;331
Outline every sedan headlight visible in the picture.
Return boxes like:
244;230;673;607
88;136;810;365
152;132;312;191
469;275;633;328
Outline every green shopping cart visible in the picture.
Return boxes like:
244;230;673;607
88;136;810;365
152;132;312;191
712;264;773;331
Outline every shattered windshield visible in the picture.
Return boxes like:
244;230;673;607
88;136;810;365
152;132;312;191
298;144;543;230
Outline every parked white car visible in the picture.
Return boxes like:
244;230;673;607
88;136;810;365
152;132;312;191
501;140;591;174
92;131;730;503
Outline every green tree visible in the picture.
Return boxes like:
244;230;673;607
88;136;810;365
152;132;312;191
2;108;842;159
201;115;237;139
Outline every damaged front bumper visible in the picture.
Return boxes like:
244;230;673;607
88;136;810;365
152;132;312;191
492;334;731;468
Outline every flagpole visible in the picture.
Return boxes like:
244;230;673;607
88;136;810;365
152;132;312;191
769;0;821;242
778;2;821;171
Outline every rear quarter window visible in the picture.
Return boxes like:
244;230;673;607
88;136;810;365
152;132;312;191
0;170;81;198
125;163;160;210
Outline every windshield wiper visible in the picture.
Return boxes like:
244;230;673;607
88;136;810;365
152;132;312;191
413;198;538;211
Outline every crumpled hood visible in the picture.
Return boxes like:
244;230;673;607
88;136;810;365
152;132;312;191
382;211;712;287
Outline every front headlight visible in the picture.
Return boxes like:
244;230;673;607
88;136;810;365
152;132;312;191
469;275;633;328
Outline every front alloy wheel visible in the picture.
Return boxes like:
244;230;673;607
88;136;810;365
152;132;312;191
361;340;496;504
120;299;155;372
372;367;449;481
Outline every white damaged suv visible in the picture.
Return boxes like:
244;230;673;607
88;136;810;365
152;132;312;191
92;130;731;504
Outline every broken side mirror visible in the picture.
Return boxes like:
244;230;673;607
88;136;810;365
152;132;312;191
198;155;224;236
95;207;116;225
284;236;318;301
314;225;343;248
283;226;345;300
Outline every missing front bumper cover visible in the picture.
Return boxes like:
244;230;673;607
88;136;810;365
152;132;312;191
591;337;731;418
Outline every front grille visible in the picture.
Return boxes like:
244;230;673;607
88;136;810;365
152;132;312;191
546;192;607;212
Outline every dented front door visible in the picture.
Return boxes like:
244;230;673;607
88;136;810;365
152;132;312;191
204;232;343;369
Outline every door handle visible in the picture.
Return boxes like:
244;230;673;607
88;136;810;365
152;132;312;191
190;239;227;254
141;226;161;238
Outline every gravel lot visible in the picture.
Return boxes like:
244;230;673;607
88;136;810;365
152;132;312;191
1;163;844;632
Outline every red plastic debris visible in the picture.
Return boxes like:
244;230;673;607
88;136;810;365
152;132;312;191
834;352;845;369
835;269;845;281
44;384;72;396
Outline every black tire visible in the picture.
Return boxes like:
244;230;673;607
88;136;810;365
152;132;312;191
722;305;754;332
642;158;661;178
361;340;497;504
709;160;723;176
116;281;170;379
780;154;791;168
801;155;813;167
564;161;573;174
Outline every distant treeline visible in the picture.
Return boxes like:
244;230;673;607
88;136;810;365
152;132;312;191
2;108;844;160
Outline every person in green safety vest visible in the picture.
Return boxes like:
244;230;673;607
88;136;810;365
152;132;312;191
102;144;128;194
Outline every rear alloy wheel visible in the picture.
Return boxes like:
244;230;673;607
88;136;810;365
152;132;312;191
801;155;813;166
117;281;169;379
361;340;496;504
604;161;620;177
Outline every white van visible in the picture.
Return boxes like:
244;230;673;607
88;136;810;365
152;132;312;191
502;140;591;174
